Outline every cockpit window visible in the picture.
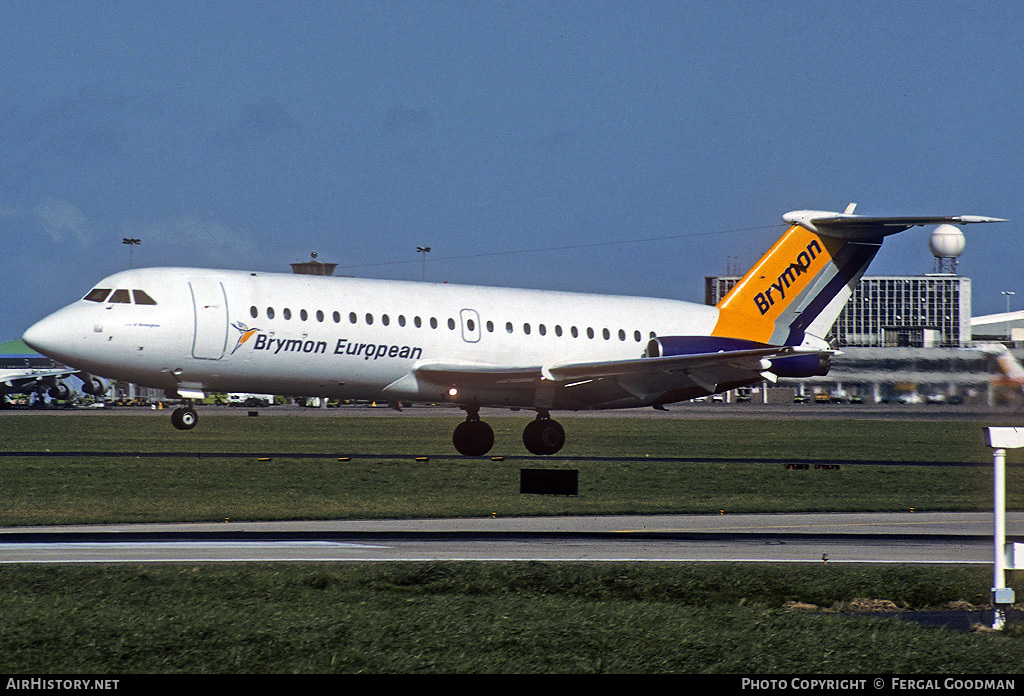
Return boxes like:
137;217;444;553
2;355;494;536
84;288;111;302
109;289;131;303
132;290;157;305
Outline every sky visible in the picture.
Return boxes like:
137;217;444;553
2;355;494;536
3;0;1023;339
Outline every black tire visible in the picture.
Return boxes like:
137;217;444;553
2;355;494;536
452;419;495;456
171;406;199;431
522;418;565;455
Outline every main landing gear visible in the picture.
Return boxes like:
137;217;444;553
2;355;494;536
451;407;565;456
452;407;494;456
171;405;199;430
522;410;565;456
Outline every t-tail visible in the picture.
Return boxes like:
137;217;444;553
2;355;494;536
712;205;1007;349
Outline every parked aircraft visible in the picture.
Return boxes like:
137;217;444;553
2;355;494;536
0;366;109;405
22;207;1004;454
0;366;76;402
976;343;1024;390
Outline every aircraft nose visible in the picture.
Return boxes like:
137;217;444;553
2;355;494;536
22;311;64;356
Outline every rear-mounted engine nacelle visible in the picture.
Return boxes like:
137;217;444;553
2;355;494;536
646;336;765;358
766;353;831;378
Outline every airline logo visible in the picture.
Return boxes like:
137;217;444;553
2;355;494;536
230;322;260;354
752;239;822;315
231;323;423;361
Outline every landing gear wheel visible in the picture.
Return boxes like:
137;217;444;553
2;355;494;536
452;419;495;456
523;418;565;455
171;406;199;431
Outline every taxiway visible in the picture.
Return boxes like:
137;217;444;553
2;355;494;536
0;511;1018;564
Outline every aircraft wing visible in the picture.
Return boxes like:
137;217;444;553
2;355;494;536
412;346;822;407
0;367;78;393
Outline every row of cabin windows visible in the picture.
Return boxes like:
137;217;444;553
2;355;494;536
83;288;158;305
249;305;652;343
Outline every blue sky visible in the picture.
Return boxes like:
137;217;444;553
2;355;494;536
3;1;1022;339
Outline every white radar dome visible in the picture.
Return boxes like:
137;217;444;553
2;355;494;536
929;224;965;259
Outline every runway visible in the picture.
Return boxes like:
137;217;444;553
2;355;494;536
1;511;1019;564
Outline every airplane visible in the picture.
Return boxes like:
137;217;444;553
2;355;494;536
0;364;109;405
0;340;108;404
975;343;1024;391
21;206;1005;455
0;366;77;403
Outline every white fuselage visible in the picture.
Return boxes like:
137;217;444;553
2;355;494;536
23;267;721;410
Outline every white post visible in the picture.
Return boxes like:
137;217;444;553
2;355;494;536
984;427;1022;630
994;446;1008;631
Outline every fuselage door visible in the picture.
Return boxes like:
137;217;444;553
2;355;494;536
189;278;228;360
460;308;481;343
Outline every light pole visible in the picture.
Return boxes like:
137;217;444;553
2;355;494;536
417;246;431;281
123;238;140;268
1003;291;1015;341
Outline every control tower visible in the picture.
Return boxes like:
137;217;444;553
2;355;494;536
290;252;337;276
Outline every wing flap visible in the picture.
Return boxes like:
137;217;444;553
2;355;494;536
543;347;788;382
414;360;542;385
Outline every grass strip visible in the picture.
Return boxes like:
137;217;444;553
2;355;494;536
1;563;1023;674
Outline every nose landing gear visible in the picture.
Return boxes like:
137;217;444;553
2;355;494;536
171;405;199;430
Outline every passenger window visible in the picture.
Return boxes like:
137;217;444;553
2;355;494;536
84;288;111;302
586;328;594;339
603;328;610;340
333;311;341;323
430;318;438;329
398;315;406;327
486;321;494;332
365;313;373;325
571;326;579;338
267;307;275;319
523;323;531;335
555;325;562;337
506;322;514;333
109;289;131;303
382;314;390;326
618;329;625;341
414;316;422;328
538;324;546;336
250;306;258;319
300;309;308;321
349;312;357;324
447;318;455;330
316;310;324;322
283;308;292;320
466;318;475;331
133;290;157;305
634;330;642;342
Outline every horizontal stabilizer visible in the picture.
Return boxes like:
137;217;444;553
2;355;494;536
783;210;1007;240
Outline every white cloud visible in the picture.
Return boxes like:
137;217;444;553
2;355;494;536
31;199;91;246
